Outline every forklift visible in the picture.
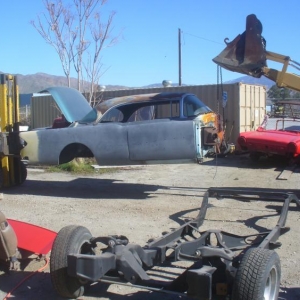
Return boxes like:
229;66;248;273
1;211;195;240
0;75;57;274
0;73;27;188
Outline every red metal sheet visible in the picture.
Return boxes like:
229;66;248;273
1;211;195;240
7;219;57;255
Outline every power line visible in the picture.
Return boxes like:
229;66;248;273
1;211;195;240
183;31;224;45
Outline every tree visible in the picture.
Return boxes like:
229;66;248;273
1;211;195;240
267;85;291;99
290;91;300;99
82;10;118;105
31;0;120;103
31;0;75;87
267;84;300;100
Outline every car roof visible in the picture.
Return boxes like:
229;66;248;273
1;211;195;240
97;92;189;115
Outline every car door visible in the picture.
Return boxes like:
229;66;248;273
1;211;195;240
125;101;197;162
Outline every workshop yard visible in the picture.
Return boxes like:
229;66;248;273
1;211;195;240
0;154;300;300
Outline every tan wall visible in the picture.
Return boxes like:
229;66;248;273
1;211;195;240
31;83;266;145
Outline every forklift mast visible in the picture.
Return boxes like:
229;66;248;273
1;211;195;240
0;74;26;188
0;74;19;131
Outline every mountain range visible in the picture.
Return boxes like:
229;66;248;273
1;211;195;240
224;75;274;89
1;71;275;94
8;72;127;94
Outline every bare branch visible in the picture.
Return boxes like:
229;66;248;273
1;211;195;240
31;0;75;86
31;0;121;96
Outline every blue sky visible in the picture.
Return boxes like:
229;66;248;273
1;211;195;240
2;0;300;88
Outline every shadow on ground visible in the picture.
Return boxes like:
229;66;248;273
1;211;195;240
3;178;166;200
0;269;299;300
204;153;299;172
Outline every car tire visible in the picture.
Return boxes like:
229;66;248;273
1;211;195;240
50;225;94;299
232;248;281;300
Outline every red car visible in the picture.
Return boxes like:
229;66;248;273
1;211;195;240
237;101;300;162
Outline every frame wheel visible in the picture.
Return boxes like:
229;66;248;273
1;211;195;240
232;248;281;300
50;225;94;299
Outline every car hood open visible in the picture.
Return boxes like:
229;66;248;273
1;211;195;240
40;87;96;123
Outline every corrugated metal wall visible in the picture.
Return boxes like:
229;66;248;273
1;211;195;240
31;94;62;129
30;83;266;144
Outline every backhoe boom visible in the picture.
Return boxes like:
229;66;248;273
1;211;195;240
213;14;300;92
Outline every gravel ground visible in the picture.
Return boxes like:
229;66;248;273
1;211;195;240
0;154;299;300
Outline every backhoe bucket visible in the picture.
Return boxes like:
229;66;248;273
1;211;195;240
213;14;267;78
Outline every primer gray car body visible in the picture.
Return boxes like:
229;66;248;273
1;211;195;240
20;88;220;166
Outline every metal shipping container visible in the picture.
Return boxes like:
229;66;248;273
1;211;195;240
30;83;266;145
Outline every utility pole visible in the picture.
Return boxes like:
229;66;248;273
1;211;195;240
178;28;182;86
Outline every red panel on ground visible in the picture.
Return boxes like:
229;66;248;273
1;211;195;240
7;219;57;255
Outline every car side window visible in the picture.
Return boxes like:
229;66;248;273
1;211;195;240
127;101;180;122
128;106;155;122
156;101;180;119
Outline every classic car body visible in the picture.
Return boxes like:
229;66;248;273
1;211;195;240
20;88;223;166
238;101;300;162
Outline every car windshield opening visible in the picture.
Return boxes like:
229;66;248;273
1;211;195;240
183;94;211;117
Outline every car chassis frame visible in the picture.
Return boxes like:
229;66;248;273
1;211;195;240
51;188;300;299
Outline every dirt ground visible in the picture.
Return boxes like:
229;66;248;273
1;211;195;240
0;154;300;300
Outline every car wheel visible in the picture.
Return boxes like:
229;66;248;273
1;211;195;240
50;225;94;299
232;248;281;300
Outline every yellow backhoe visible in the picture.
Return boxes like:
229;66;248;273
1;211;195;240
213;14;300;92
